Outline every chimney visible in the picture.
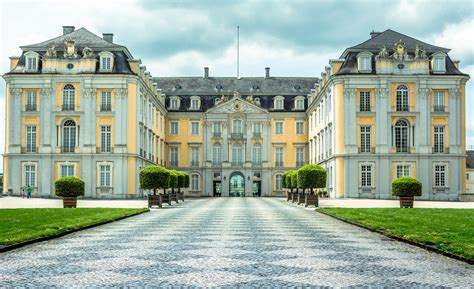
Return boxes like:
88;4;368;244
370;30;381;39
62;26;75;35
204;67;209;78
103;33;114;43
265;67;270;78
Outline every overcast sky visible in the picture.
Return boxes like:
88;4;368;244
0;0;473;172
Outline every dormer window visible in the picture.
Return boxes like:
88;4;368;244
294;96;305;110
357;52;372;73
169;96;180;110
99;51;114;72
24;51;39;72
274;95;284;110
190;96;201;110
431;52;446;73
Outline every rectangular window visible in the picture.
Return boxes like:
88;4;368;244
360;56;371;71
296;147;304;166
252;145;262;165
396;164;411;178
360;126;371;153
101;91;112;111
359;91;371;112
295;99;304;110
99;164;111;187
434;164;446;187
61;164;75;177
170;99;178;109
434;58;444;71
27;57;37;70
275;147;284;167
296;122;304;134
232;145;242;165
190;147;199;166
191;122;200;135
170;122;179;135
253;123;262;134
191;175;199;191
25;164;36;187
212;145;222;165
275;99;284;109
275;174;282;190
26;125;37;153
233;119;242;133
434;126;445;153
434;91;445;112
101;57;111;70
170;146;179;166
26;91;37;111
275;122;283;134
101;126;111;153
191;99;200;110
213;123;221;137
360;164;372;187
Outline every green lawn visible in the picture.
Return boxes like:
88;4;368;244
318;208;474;261
0;208;148;246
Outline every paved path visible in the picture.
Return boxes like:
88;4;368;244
1;198;472;287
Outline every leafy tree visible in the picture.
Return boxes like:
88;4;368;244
139;166;170;195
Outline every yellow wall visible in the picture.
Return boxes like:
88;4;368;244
21;116;40;148
9;57;19;70
55;82;80;110
96;116;115;149
127;83;137;154
95;89;115;112
355;89;375;112
166;118;203;167
430;89;449;112
54;161;81;180
431;116;450;148
21;88;40;111
271;117;307;166
391;161;417;179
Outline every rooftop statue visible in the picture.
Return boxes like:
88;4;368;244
44;46;57;59
64;37;78;59
82;46;95;58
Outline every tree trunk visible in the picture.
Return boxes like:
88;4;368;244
153;188;156;196
310;187;313;196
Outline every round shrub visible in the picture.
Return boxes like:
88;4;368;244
139;166;170;194
169;170;179;189
392;176;422;197
297;164;326;190
183;173;190;188
176;171;186;189
290;170;298;189
55;176;85;197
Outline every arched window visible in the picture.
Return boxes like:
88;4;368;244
232;144;243;165
212;143;222;165
396;85;409;111
394;119;409;153
190;96;201;110
252;143;262;165
274;95;284;110
62;84;75;111
294;96;305;110
62;120;76;153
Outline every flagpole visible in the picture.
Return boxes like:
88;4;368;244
237;25;240;79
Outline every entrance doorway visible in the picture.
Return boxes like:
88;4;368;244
229;172;245;197
213;181;222;197
252;181;261;197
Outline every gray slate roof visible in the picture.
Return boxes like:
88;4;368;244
154;76;318;95
342;29;450;57
467;151;474;169
21;28;124;51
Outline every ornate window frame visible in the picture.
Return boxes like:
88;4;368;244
357;51;372;73
24;51;39;72
98;51;114;72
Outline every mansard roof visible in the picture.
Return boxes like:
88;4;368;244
21;28;127;52
341;29;450;57
154;76;318;95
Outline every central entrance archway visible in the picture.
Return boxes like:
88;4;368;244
229;172;245;197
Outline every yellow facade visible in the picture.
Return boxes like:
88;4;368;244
55;82;81;110
166;118;204;167
271;117;307;167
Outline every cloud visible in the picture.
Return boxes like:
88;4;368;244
430;19;474;66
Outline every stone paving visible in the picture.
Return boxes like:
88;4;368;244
0;198;473;287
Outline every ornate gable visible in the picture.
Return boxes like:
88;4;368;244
208;97;268;114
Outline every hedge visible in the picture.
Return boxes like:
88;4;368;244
176;171;186;189
392;176;422;197
169;170;179;189
139;166;170;195
297;164;326;194
281;172;288;189
55;176;85;197
290;170;299;189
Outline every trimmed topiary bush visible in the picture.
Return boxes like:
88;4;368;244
55;176;85;197
176;171;186;190
290;170;299;192
183;173;190;188
281;172;288;190
297;164;327;195
139;166;170;195
169;170;179;192
392;176;422;197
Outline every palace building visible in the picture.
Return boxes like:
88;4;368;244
2;27;470;200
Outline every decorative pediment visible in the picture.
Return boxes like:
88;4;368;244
208;97;268;114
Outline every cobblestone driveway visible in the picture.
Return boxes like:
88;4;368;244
1;198;472;287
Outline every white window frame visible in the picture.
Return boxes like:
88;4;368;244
396;164;411;178
100;125;112;153
294;96;305;110
275;146;284;167
24;51;39;72
275;174;283;191
22;162;37;187
252;143;262;165
170;122;179;135
212;143;222;165
359;91;371;112
190;174;199;191
190;96;201;110
26;125;37;153
357;52;372;72
26;90;37;111
191;121;200;135
232;144;243;165
98;51;114;72
233;119;242;134
60;162;76;178
101;91;112;111
432;53;446;73
169;146;179;166
190;146;199;166
275;121;284;134
360;125;371;153
359;163;373;188
274;95;284;110
97;162;113;188
295;146;305;166
213;122;221;135
169;96;180;109
434;126;445;153
434;163;448;188
296;122;304;135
